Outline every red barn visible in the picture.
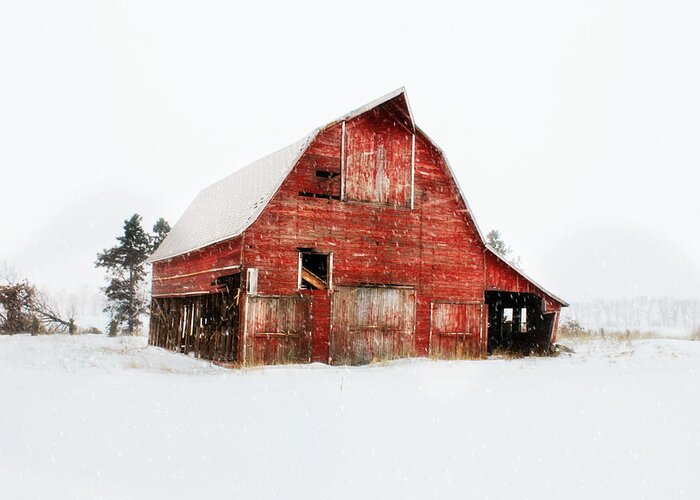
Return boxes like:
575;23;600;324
147;89;567;366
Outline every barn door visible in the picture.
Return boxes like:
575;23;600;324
245;295;311;365
430;302;483;359
330;286;416;365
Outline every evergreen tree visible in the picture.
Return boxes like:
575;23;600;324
96;214;151;335
486;229;523;269
151;218;171;252
486;230;511;257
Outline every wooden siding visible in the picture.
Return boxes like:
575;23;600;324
308;290;331;363
152;236;243;297
330;286;415;365
344;107;413;207
244;295;311;365
430;301;483;358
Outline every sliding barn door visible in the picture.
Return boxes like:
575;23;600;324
330;286;416;365
245;295;311;365
430;302;483;359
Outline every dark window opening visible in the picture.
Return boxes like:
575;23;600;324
300;251;330;290
298;191;341;200
211;273;241;295
316;170;340;179
503;307;513;331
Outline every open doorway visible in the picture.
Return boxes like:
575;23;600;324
485;291;553;355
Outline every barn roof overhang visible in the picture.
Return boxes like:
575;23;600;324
484;245;569;307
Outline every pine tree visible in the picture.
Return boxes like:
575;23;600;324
151;218;171;252
486;230;511;257
96;214;151;335
486;229;523;269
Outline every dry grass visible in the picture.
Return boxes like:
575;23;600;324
557;318;694;343
691;328;700;341
489;347;527;359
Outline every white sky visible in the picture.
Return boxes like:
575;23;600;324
1;0;699;305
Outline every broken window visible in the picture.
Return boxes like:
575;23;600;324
503;308;513;323
519;307;528;333
298;169;341;200
299;251;330;290
315;170;339;179
246;268;258;294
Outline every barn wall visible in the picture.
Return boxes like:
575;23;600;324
243;102;488;359
151;236;243;297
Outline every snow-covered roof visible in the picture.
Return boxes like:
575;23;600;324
147;134;316;262
338;87;414;128
148;88;413;264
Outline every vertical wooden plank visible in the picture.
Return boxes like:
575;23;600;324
330;286;416;365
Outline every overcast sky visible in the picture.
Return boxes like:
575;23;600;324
1;0;699;306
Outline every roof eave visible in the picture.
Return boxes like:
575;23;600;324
485;244;569;307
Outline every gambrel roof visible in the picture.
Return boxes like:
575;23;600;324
147;88;410;264
147;134;315;263
147;88;567;306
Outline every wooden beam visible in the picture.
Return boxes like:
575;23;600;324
301;268;327;290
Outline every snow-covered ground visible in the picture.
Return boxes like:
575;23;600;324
1;335;698;499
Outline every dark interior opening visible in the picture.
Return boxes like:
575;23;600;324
150;273;241;363
316;170;340;179
211;273;241;294
300;251;329;290
298;191;341;200
485;291;553;355
297;167;342;200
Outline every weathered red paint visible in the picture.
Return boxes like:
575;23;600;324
345;108;413;207
151;237;242;297
430;302;483;359
150;93;565;365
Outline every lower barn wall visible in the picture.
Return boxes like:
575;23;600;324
241;287;485;366
243;294;311;365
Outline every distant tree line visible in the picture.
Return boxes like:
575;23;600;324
562;297;700;332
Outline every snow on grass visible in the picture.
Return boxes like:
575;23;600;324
0;334;698;499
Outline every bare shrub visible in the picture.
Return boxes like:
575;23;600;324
1;274;77;335
557;318;591;340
